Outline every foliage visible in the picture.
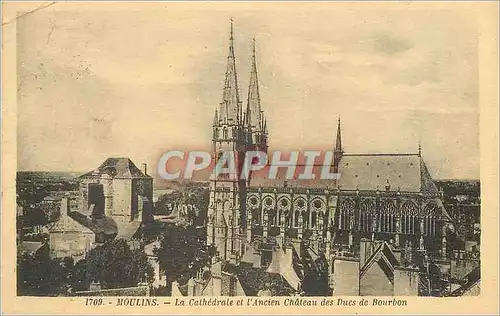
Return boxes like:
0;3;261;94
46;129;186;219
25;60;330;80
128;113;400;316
154;182;210;226
83;239;154;289
154;191;183;215
19;239;155;296
17;246;73;296
435;180;480;205
22;208;49;227
154;225;216;292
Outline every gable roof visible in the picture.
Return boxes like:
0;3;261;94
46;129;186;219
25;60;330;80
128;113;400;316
69;211;118;242
337;154;422;192
79;158;151;179
248;153;441;195
360;241;400;283
449;266;480;297
50;212;94;234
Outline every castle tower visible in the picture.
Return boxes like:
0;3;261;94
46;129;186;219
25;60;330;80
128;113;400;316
208;20;247;262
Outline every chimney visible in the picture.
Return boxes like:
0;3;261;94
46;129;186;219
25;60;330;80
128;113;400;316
142;163;148;175
60;198;69;217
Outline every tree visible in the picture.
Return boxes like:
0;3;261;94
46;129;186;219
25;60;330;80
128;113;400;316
17;246;70;296
23;208;48;227
154;225;216;293
83;239;154;289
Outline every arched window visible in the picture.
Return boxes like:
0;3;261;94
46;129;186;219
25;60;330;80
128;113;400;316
223;127;228;139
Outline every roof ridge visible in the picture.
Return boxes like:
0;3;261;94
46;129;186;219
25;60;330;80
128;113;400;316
360;242;384;277
343;153;420;157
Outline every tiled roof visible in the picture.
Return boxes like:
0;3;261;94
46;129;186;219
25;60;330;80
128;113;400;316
248;154;441;195
69;212;117;242
337;154;422;192
79;158;151;179
360;241;399;282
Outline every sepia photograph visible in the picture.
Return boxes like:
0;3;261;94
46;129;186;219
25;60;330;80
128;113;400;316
2;1;498;315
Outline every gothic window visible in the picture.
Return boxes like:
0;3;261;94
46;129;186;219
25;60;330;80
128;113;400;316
339;198;355;230
401;200;418;235
223;127;228;139
360;199;375;232
423;202;438;236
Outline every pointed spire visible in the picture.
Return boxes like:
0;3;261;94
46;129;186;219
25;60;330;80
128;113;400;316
219;18;241;124
246;37;262;130
335;116;343;154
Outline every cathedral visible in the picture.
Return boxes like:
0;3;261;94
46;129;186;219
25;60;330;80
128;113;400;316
190;21;461;297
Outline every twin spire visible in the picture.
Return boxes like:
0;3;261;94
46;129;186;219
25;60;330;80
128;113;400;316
246;38;263;130
216;19;266;131
219;19;241;123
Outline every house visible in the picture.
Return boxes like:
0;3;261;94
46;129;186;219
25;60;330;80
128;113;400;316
49;198;95;260
77;158;154;240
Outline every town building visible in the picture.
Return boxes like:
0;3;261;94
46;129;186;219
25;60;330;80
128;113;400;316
77;157;154;240
175;21;473;297
49;197;95;261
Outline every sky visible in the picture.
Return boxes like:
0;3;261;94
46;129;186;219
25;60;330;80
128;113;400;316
16;3;479;179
